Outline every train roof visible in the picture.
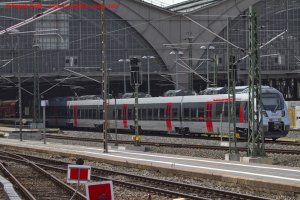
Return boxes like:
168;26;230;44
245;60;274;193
47;86;283;106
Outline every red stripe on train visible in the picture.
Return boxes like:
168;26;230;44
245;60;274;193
206;102;213;132
166;103;172;131
213;98;232;102
123;104;128;128
239;102;244;123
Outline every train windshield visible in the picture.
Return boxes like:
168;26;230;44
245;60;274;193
262;93;282;111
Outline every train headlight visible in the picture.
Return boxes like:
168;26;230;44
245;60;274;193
261;110;268;117
281;110;285;117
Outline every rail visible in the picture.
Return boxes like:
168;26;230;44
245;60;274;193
45;134;300;155
5;152;271;200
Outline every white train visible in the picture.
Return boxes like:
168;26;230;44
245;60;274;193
47;86;290;140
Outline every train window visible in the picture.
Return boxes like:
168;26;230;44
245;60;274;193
128;109;132;120
89;109;93;119
184;108;190;120
153;108;158;120
223;102;228;122
215;103;224;122
81;109;84;119
92;109;97;119
99;110;103;120
118;109;122;120
235;102;240;122
63;108;67;118
198;107;205;121
78;109;81;119
138;109;142;120
69;109;73;119
77;109;80;119
148;109;152;120
142;109;147;120
191;108;197;121
85;109;89;119
159;108;165;120
172;108;178;120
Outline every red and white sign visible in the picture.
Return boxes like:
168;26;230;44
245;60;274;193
86;181;114;200
67;164;91;183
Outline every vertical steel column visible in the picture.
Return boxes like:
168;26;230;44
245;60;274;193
101;0;108;153
123;60;126;94
114;97;118;146
17;35;22;141
147;57;150;95
134;83;140;146
247;6;265;157
188;37;193;92
213;55;218;87
33;46;40;124
206;47;209;88
175;53;178;90
228;55;237;154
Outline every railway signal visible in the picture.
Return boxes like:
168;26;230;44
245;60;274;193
67;164;91;184
86;181;114;200
130;57;142;146
101;0;109;153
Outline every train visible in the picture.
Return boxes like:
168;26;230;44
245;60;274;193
0;100;32;120
46;86;290;140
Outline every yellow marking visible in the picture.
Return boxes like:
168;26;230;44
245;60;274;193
132;136;142;141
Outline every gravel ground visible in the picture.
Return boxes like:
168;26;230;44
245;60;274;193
51;130;300;168
4;130;299;199
2;148;296;200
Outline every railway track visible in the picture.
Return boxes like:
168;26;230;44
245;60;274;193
45;134;300;155
0;151;271;200
0;151;86;200
0;182;5;200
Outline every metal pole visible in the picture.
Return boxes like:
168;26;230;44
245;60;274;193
101;0;108;153
188;37;193;92
134;83;140;146
248;6;265;157
206;47;209;89
43;106;46;144
175;53;178;90
147;57;150;95
33;48;37;125
214;55;217;87
17;35;22;141
123;60;126;94
114;97;118;146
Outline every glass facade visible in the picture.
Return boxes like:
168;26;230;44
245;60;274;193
0;0;166;76
202;0;300;98
1;0;300;98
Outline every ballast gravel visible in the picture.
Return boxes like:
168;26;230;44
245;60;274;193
5;130;299;200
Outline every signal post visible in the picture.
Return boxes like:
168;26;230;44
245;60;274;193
130;57;143;148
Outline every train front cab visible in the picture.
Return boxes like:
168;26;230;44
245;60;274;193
261;92;290;140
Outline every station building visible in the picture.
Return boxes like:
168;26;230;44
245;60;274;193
0;0;299;99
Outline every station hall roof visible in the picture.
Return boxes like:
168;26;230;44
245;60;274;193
166;0;221;12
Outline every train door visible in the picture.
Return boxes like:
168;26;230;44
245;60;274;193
295;106;300;129
206;102;213;133
166;103;172;132
73;105;78;127
122;104;128;128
